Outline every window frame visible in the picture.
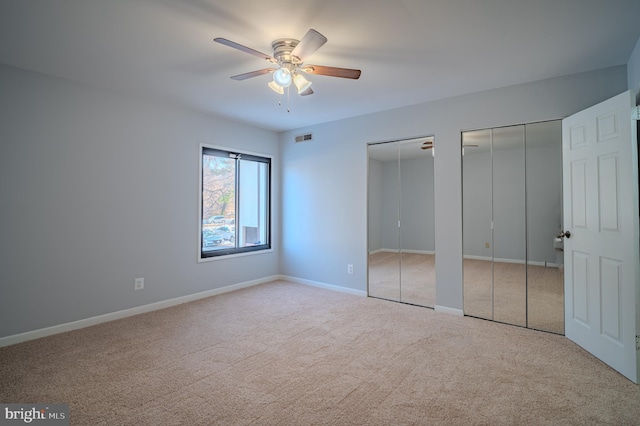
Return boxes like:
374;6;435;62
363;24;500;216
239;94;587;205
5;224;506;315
198;144;272;261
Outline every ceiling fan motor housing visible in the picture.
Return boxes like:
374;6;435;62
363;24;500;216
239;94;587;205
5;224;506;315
272;39;301;66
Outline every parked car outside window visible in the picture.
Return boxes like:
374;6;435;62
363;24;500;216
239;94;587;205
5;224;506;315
213;226;234;242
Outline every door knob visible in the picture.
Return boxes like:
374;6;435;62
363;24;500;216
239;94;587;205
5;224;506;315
558;230;571;239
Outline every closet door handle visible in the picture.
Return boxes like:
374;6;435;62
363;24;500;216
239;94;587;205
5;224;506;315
558;230;571;239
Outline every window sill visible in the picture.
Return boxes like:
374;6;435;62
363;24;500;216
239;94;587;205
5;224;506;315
198;248;274;263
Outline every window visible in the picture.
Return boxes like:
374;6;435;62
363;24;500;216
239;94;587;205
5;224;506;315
200;145;271;259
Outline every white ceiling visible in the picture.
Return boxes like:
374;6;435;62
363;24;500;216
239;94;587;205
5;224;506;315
1;0;639;132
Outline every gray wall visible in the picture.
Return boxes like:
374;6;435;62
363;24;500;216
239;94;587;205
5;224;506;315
626;34;640;354
462;150;493;259
280;65;628;311
381;159;400;250
0;64;280;338
492;144;526;261
1;46;635;338
526;131;563;265
628;36;640;102
367;158;383;251
462;127;562;264
400;155;435;252
371;154;436;252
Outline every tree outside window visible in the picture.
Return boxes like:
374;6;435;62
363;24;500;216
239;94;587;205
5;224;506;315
200;146;270;258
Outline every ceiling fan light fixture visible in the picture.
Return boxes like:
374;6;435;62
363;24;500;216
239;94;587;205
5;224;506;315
273;68;292;87
293;72;312;94
268;80;284;94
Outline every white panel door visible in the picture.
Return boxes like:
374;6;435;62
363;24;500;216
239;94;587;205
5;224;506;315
562;90;639;383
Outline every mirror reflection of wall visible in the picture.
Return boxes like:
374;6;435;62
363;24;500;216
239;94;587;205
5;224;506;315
462;121;564;334
368;141;400;301
525;121;564;333
368;137;435;308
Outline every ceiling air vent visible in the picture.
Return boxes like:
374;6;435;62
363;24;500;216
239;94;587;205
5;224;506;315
295;133;314;143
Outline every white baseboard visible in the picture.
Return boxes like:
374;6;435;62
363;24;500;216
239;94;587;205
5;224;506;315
399;249;436;255
435;305;464;317
463;255;561;268
0;275;279;348
278;275;367;297
0;274;470;348
370;248;435;255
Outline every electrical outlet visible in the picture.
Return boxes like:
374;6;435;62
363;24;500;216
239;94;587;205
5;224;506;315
347;264;354;274
134;277;144;291
485;242;490;248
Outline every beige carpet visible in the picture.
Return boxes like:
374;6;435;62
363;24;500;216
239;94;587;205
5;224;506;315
1;280;638;425
370;251;564;334
368;251;435;308
463;259;564;334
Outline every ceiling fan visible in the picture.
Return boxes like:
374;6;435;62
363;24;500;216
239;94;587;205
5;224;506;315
214;29;361;96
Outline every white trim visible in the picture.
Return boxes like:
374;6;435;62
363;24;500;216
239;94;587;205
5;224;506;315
279;275;367;297
527;260;560;268
463;254;493;261
0;275;278;348
398;249;435;255
435;305;464;317
463;254;560;268
197;248;274;263
369;248;435;255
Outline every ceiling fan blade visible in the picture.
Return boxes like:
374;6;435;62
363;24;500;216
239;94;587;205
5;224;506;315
214;38;277;63
302;65;361;79
291;29;327;62
230;68;276;81
299;87;314;96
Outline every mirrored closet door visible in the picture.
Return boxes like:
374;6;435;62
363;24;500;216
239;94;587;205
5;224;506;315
368;137;435;308
462;121;564;334
368;140;401;301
